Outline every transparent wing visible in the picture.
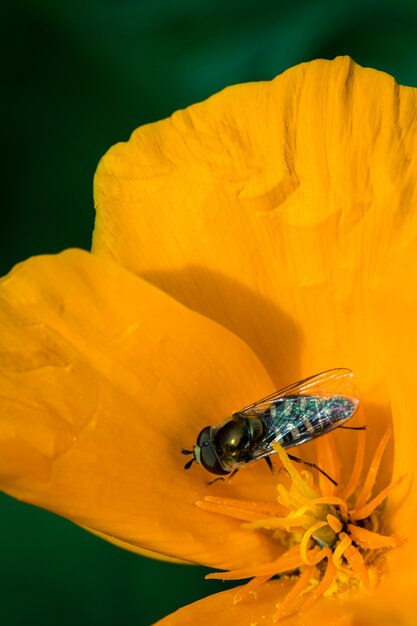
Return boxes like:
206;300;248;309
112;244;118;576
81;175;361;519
237;368;357;416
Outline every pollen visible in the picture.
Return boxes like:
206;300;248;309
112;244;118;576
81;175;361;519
197;421;405;622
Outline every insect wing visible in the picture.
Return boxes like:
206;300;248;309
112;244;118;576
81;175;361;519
237;368;357;415
236;368;359;460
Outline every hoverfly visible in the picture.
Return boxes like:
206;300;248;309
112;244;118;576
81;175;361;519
181;368;360;485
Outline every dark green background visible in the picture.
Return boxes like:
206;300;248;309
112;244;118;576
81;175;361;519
2;1;417;624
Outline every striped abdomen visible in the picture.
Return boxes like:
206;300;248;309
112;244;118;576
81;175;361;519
266;395;356;449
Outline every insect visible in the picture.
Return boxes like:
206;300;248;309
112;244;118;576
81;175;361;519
181;368;360;485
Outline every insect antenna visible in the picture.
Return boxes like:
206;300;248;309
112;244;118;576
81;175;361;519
184;458;195;470
180;447;196;470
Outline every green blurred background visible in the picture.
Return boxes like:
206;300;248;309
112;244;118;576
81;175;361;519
2;1;417;624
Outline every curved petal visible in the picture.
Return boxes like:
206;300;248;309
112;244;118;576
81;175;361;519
154;581;294;626
154;576;417;626
0;249;278;569
84;527;190;564
93;57;417;396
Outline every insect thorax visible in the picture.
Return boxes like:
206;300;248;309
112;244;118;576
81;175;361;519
213;415;264;464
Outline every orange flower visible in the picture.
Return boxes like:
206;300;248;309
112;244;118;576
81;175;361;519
1;57;417;624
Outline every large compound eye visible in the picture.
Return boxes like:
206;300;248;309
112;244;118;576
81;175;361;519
200;444;229;475
196;426;212;447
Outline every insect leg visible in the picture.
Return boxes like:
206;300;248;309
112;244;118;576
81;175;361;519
338;425;367;431
208;468;239;486
264;456;275;475
208;477;225;485
287;454;338;487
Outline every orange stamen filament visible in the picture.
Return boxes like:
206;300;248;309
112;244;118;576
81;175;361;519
302;550;336;610
244;515;311;530
344;544;370;589
332;532;352;567
327;513;343;533
354;427;392;509
273;442;318;499
300;523;329;565
346;524;404;549
206;547;303;581
296;496;349;520
197;495;286;522
351;475;405;520
233;575;271;604
339;425;367;500
273;565;316;621
203;496;285;516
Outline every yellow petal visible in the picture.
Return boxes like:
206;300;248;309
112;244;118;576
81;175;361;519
154;578;417;626
83;527;190;564
154;581;293;626
153;579;372;626
0;249;278;568
93;57;417;395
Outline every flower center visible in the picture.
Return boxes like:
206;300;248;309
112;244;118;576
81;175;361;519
197;423;404;622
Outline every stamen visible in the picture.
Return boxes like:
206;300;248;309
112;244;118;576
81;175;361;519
206;547;303;580
332;532;352;568
339;425;367;500
351;475;405;520
300;523;329;565
297;496;349;520
347;524;404;549
302;549;336;609
354;427;392;509
233;575;271;604
273;442;317;499
327;513;343;533
203;496;286;514
344;544;370;589
197;495;286;522
245;515;311;530
273;565;316;621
